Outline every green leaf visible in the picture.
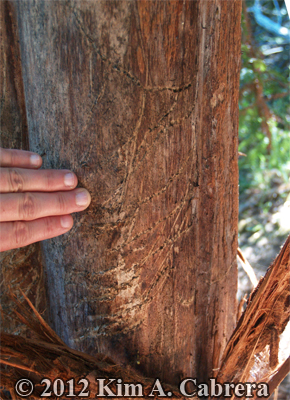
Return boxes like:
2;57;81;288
252;59;267;72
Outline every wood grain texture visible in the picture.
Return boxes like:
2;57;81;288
0;0;49;334
14;0;241;383
216;235;290;394
0;0;28;149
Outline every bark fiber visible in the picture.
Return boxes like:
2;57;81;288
0;0;49;334
2;0;241;384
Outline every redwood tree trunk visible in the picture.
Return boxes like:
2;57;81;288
0;0;49;337
2;0;242;385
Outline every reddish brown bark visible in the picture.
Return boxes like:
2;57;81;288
0;0;48;334
0;0;28;150
1;237;289;399
216;235;290;396
2;0;242;385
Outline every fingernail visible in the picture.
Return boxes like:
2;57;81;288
75;190;90;207
64;172;75;187
30;154;41;166
60;215;72;229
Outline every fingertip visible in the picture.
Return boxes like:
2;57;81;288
30;154;42;168
75;189;91;208
60;215;73;229
64;172;78;188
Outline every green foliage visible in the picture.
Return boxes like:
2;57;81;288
239;1;290;192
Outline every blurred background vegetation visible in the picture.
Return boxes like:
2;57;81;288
238;3;289;397
239;0;289;191
238;0;289;262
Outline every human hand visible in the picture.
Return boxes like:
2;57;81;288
0;148;91;252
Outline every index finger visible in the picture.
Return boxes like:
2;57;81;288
0;148;42;169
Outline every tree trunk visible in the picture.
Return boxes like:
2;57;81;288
2;0;242;385
0;0;49;337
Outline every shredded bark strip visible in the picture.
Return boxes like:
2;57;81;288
1;235;289;399
0;291;185;399
215;235;290;399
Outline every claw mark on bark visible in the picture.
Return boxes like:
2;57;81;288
69;3;193;93
120;90;146;213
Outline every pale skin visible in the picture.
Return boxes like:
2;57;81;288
0;147;91;252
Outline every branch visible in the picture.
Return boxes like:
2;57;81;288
248;0;290;41
237;247;258;288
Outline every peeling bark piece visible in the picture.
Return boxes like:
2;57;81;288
217;235;290;395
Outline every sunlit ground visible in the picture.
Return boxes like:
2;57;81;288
237;180;290;298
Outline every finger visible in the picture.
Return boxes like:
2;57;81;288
0;188;91;222
0;168;78;193
0;215;73;252
0;147;42;169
